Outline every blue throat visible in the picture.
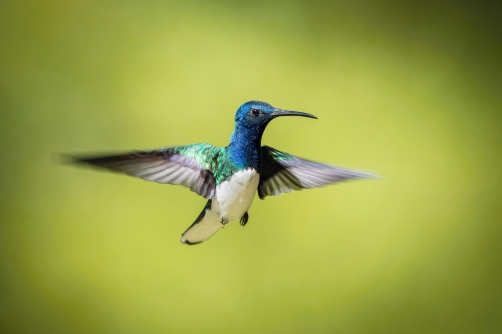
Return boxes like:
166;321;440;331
227;122;267;170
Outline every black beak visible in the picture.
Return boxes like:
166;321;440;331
271;108;317;119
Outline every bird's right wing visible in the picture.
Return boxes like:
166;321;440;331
258;146;377;199
71;144;219;199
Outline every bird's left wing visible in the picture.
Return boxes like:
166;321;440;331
71;144;219;199
258;146;377;199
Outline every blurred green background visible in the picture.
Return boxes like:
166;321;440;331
1;0;501;333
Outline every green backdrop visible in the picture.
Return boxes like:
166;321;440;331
1;0;501;333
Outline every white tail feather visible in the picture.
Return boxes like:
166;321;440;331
180;207;222;245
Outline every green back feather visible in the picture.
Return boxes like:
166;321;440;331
168;144;246;185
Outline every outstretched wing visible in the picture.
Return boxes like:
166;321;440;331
258;146;377;199
71;144;219;199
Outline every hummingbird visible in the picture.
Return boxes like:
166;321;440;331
72;101;376;245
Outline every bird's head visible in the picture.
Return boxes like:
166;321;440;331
234;101;317;129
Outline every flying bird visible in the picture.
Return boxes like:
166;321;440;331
72;101;376;245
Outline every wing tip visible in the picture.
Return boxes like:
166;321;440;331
58;154;81;165
59;152;117;166
357;171;382;180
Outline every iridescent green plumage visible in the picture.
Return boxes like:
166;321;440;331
166;144;248;184
165;143;218;170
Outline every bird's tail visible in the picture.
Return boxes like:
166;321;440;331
180;200;223;245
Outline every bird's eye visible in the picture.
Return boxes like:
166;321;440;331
251;108;260;117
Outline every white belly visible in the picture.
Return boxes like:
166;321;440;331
213;168;259;223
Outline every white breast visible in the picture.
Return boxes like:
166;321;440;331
213;168;260;223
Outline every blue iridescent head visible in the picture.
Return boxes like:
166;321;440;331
229;101;317;167
234;100;317;128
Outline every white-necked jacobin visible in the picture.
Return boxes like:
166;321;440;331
72;101;376;245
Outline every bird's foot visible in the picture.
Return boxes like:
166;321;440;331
220;218;229;226
240;212;249;226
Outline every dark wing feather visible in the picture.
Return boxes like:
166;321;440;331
258;146;377;199
71;144;219;199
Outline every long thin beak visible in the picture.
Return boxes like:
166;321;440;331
271;108;317;119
